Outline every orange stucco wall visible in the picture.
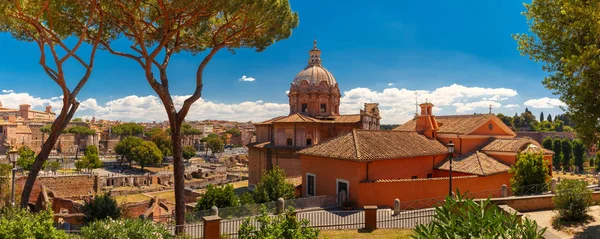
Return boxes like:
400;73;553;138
368;154;446;180
357;173;510;208
301;155;366;204
470;119;512;136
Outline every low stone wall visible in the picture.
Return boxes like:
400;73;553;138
487;191;600;212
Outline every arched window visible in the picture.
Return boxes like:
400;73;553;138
286;138;293;146
306;134;313;146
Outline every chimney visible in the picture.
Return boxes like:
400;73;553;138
45;105;52;113
415;103;439;139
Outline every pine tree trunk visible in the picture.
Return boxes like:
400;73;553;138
171;123;185;234
21;104;76;208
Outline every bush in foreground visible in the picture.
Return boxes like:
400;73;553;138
553;179;592;223
238;206;319;239
0;207;67;239
510;152;549;195
80;218;172;239
412;193;545;238
81;193;122;223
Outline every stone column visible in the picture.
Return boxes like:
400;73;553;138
364;206;377;231
393;199;400;215
211;206;219;216
203;215;221;239
551;178;557;194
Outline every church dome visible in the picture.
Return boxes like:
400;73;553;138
291;40;337;86
293;65;336;86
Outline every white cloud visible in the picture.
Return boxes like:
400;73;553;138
285;90;290;94
2;89;14;94
524;97;566;109
239;75;256;82
452;101;501;113
0;84;524;124
387;83;394;86
504;104;519;108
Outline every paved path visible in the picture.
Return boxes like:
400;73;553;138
526;205;600;238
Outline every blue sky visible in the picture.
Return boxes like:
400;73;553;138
0;0;566;124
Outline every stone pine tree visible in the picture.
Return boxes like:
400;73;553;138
553;138;563;170
515;0;600;145
65;126;95;160
95;1;299;233
0;0;105;208
561;139;573;171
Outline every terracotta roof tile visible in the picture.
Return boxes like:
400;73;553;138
256;114;361;125
298;130;448;161
395;114;494;134
482;138;538;153
436;151;511;176
331;114;361;123
521;143;555;155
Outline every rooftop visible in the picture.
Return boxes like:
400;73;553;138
395;114;497;134
256;113;361;125
436;151;511;176
481;137;547;154
298;129;448;161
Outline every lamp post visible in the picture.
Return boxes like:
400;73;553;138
447;140;455;197
7;149;18;207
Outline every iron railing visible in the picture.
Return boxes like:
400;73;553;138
377;208;435;229
297;209;365;230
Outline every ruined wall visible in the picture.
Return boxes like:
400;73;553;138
16;175;95;204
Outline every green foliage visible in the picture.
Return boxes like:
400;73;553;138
0;207;67;239
553;179;592;222
411;193;545;239
181;124;202;136
112;123;145;137
561;139;573;171
240;192;255;205
238;206;319;239
496;113;514;130
45;160;61;173
39;125;51;134
114;136;144;165
509;152;549;195
72;118;83;122
597;151;600;172
253;166;295;203
75;145;102;172
82;193;121;224
182;146;196;160
514;0;600;145
80;218;171;239
206;137;224;156
194;184;239;211
542;137;553;150
225;128;241;137
572;139;586;172
66;126;95;138
553;138;563;170
130;141;163;171
148;129;172;157
16;146;36;170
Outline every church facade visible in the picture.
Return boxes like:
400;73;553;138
247;41;381;187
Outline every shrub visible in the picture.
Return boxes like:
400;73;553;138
81;193;121;223
238;206;319;239
0;207;67;239
182;146;196;160
253;166;295;203
553;179;592;222
510;152;549;195
80;218;172;239
194;184;239;211
412;193;545;238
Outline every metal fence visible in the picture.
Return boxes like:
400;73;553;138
166;222;204;238
377;208;435;229
298;209;365;230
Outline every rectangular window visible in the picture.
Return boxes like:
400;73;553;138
320;104;326;113
301;103;308;112
412;176;418;179
286;138;293;146
427;173;432;179
306;173;316;196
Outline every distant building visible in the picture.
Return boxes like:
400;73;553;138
247;41;381;187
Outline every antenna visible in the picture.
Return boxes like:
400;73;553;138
415;92;418;116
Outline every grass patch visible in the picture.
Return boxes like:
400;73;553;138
147;190;176;204
319;229;412;239
113;194;151;204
